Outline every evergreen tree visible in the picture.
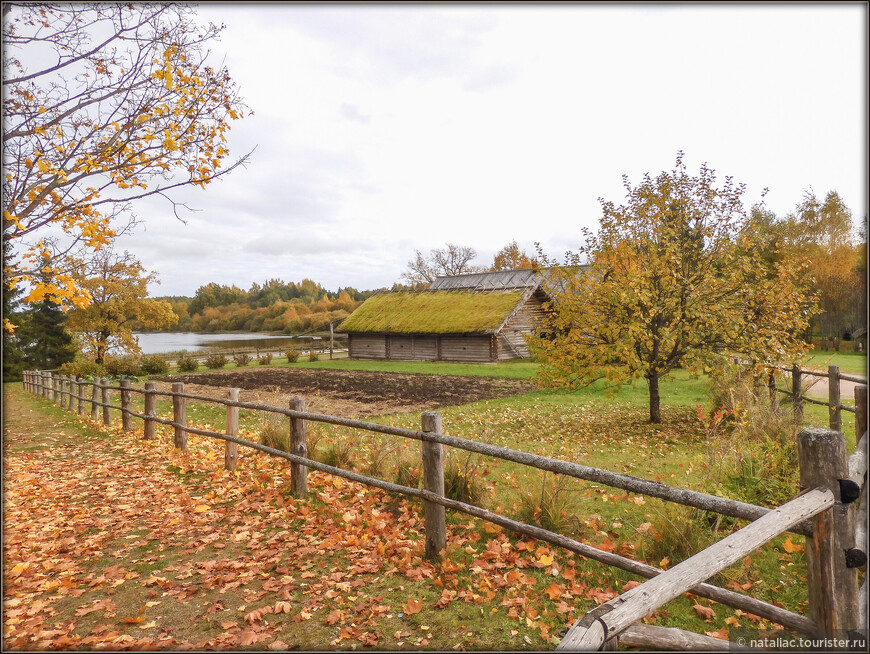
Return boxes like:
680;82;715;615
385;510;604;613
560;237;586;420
2;277;27;381
15;296;78;370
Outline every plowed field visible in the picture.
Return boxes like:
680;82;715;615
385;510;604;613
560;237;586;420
150;367;537;418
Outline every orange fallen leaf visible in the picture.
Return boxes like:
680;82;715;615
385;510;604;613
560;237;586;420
783;537;805;554
693;603;716;622
403;598;423;615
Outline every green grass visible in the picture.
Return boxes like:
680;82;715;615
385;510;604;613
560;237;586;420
802;349;867;376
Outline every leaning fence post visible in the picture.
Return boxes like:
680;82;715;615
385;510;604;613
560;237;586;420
797;427;859;636
829;365;842;433
91;377;101;420
421;411;447;561
290;396;308;496
120;379;133;432
143;382;157;440
225;388;240;471
172;382;187;451
101;378;111;426
792;364;803;423
767;368;780;413
856;385;867;441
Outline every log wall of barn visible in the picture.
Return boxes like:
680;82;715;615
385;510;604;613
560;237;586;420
387;335;438;361
438;335;495;362
348;334;387;359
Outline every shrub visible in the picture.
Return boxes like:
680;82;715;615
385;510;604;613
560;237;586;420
308;350;319;362
233;352;252;367
285;349;300;363
319;433;358;471
176;354;199;372
443;450;488;506
58;360;104;379
258;353;273;366
514;473;581;536
705;365;800;507
394;456;421;489
361;435;397;478
259;414;291;452
205;353;228;369
104;355;143;377
140;354;169;375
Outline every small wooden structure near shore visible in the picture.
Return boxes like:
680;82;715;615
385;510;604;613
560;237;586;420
337;269;548;362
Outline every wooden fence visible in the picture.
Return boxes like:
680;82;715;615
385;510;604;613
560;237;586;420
20;370;869;650
736;360;866;432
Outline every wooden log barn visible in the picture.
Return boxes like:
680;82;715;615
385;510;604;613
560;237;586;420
337;269;549;362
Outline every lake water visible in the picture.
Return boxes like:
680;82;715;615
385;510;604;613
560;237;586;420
133;332;303;355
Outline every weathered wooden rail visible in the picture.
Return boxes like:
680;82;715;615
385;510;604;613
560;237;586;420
738;359;866;431
20;370;870;650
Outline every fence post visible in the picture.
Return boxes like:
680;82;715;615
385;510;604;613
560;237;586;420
225;388;240;471
120;379;133;432
767;369;780;413
91;378;101;420
421;411;447;561
67;376;75;410
797;427;859;636
829;365;842;433
792;364;803;423
76;377;85;416
143;382;157;440
172;382;187;451
101;378;111;426
290;396;308;496
856;385;867;441
52;373;60;403
43;371;51;400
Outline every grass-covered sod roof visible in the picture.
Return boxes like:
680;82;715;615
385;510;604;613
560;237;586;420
338;290;525;334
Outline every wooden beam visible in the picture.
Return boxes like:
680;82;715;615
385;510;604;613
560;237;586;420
616;624;750;651
557;488;833;650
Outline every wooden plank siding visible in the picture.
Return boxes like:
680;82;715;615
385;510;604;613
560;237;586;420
348;334;387;359
495;291;547;360
438;335;494;362
387;335;438;361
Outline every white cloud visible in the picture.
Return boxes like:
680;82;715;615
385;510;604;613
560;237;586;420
101;2;868;298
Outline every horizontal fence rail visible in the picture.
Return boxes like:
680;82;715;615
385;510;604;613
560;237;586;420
557;488;836;650
20;371;869;647
736;359;867;431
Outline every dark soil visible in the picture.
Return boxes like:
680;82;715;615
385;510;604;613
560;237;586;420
150;367;537;418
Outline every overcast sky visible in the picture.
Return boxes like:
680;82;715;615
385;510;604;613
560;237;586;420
112;2;868;298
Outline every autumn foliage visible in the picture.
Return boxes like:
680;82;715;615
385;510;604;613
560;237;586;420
2;4;248;309
532;153;817;423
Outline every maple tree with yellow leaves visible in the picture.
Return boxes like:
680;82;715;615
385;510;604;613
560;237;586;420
2;4;249;311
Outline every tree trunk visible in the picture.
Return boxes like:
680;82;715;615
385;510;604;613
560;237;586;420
648;373;662;424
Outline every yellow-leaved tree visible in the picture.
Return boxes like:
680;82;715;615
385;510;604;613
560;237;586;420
64;249;177;365
2;4;249;309
531;153;818;423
